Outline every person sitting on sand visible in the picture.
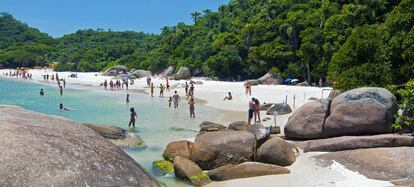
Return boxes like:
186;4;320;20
59;103;70;111
188;97;195;118
159;84;165;98
129;107;137;128
248;98;255;125
40;89;45;96
150;83;155;97
223;92;233;101
168;97;172;107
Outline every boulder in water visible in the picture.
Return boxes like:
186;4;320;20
0;105;159;187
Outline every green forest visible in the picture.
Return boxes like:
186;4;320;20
0;0;413;91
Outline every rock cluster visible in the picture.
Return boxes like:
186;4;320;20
285;87;397;139
159;121;296;185
103;65;128;76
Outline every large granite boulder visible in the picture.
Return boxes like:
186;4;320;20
228;121;250;131
103;65;128;76
328;90;341;99
163;140;193;161
284;99;330;139
315;147;414;186
266;103;292;115
190;131;256;170
247;123;270;147
199;121;226;133
324;98;392;137
257;137;297;166
0;105;159;187
207;162;290;181
259;103;274;111
257;73;283;85
161;66;174;76
304;134;414;152
173;156;211;186
128;69;152;79
174;67;191;80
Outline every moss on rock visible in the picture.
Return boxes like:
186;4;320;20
152;160;174;176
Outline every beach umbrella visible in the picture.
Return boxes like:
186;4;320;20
291;79;299;83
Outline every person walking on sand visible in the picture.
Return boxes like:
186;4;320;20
40;89;45;96
248;98;255;125
188;98;195;118
168;97;172;107
128;107;137;128
173;91;181;109
103;80;108;90
126;94;130;104
185;82;189;96
159;84;165;98
166;78;170;92
244;80;252;95
150;83;155;97
59;86;63;96
253;98;261;123
223;92;233;101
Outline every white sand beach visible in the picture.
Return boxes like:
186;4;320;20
0;69;393;187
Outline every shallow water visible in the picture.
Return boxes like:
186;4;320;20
0;77;230;186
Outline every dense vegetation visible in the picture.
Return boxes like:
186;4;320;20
0;0;413;91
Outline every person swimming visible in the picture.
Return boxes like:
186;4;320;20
223;92;232;101
40;89;45;96
59;103;70;111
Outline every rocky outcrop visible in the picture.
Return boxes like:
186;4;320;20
84;124;145;149
174;67;191;80
259;103;274;111
266;103;292;115
163;140;193;161
284;99;330;139
103;65;128;76
207;162;290;181
315;147;414;186
257;137;297;166
199;121;226;133
128;69;152;79
0;105;159;187
304;134;414;152
228;121;250;131
190;131;256;170
173;156;211;186
324;98;392;137
247;123;270;147
257;73;283;85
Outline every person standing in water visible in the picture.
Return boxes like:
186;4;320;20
168;97;172;107
103;80;108;90
126;94;130;104
63;79;66;88
40;89;45;96
166;78;170;92
185;82;189;96
188;98;195;118
159;84;165;98
150;83;155;97
173;91;181;109
128;107;137;128
59;86;63;96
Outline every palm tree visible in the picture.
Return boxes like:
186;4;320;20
191;11;201;23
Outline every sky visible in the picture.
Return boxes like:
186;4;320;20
0;0;229;38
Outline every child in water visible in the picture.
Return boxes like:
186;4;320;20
40;89;45;96
59;103;70;111
168;97;172;107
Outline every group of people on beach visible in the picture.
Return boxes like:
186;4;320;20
4;69;33;79
102;79;129;90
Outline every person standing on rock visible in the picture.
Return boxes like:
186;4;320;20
173;91;181;109
253;98;261;123
188;98;195;118
128;107;137;128
150;83;155;97
248;98;255;125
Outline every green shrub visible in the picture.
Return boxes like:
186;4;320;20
393;80;414;132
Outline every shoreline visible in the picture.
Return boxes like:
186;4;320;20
0;69;394;187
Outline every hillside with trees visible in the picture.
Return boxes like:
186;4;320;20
0;0;413;91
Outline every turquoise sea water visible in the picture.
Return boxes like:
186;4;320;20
0;77;229;186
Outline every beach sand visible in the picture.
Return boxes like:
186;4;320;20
0;69;393;186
